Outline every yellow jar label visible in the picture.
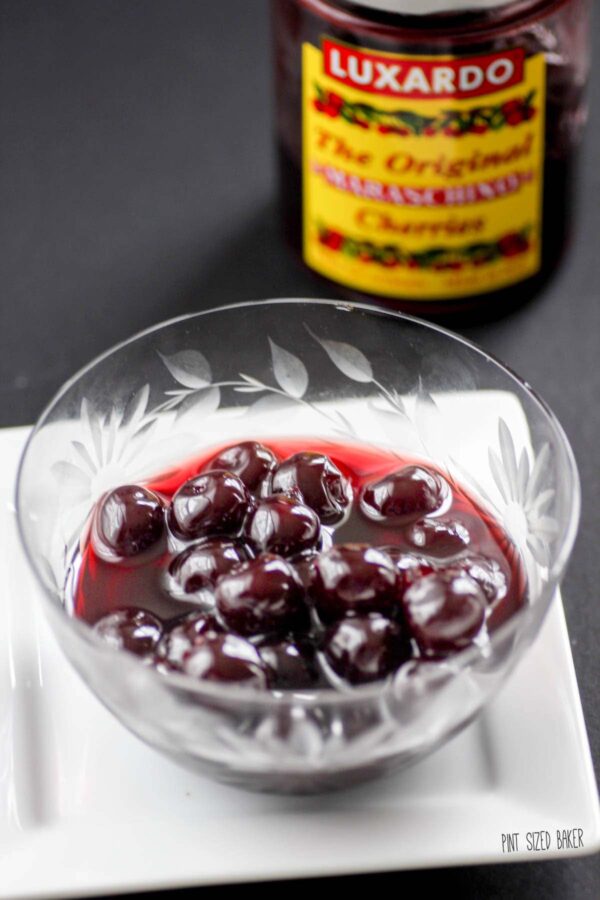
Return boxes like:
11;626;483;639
302;39;546;300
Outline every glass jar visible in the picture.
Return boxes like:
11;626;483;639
272;0;590;320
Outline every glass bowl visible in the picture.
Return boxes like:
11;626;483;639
16;299;580;793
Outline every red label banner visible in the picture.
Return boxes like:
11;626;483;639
322;41;525;100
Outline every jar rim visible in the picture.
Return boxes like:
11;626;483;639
297;0;572;42
341;1;518;14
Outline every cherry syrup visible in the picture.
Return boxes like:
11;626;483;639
70;438;526;690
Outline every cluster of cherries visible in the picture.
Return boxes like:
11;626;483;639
313;89;536;137
88;440;515;691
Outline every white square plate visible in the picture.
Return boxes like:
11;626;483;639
1;426;598;899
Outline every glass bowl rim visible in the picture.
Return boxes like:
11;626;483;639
15;297;581;705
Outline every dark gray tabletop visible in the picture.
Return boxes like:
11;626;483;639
1;1;598;896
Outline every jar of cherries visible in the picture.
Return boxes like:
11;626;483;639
272;0;590;319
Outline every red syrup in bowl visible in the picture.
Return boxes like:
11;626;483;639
70;438;526;690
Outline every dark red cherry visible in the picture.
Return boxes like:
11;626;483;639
93;485;165;559
311;544;398;623
450;555;508;605
170;470;250;539
402;572;486;657
244;495;321;556
360;466;448;525
323;615;412;684
405;518;470;559
215;553;308;637
381;547;435;595
292;551;320;591
156;612;223;669
168;539;251;594
272;452;351;524
259;638;320;689
204;441;277;494
94;607;163;657
156;612;222;669
182;633;268;687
